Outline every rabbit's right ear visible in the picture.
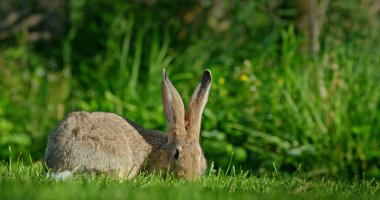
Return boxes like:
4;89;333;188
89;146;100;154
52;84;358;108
185;70;211;140
162;69;185;143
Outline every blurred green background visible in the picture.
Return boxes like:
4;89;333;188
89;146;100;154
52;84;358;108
1;0;380;178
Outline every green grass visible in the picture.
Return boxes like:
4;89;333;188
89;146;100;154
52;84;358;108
1;0;380;179
1;161;379;200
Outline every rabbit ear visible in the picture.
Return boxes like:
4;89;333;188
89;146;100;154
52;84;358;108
162;69;186;143
185;70;212;140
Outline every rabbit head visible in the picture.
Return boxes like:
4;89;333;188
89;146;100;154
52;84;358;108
155;69;211;180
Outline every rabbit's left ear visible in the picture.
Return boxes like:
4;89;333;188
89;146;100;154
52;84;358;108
185;70;212;140
162;69;186;143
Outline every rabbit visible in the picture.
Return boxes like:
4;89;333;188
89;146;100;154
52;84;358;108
43;69;212;180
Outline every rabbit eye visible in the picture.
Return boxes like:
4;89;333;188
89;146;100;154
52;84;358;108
174;149;179;160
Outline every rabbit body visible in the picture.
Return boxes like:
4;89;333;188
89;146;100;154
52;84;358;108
44;111;166;178
44;69;212;180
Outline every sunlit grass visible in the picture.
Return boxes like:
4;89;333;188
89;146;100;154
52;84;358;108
1;160;379;200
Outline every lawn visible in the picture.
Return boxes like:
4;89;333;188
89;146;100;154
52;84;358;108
1;161;379;200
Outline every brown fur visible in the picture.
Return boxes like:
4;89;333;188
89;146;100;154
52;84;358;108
44;69;212;180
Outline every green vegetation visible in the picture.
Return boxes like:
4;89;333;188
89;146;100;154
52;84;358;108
1;0;380;179
1;161;380;200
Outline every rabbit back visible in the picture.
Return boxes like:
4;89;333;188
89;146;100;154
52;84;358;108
44;111;147;178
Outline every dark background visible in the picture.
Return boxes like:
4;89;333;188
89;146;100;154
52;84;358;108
1;0;380;178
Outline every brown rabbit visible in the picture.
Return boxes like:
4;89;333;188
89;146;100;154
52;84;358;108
43;69;212;180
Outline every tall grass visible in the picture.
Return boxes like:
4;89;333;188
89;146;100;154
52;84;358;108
0;0;380;178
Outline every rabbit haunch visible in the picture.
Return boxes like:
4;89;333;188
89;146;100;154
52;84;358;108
44;69;212;180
